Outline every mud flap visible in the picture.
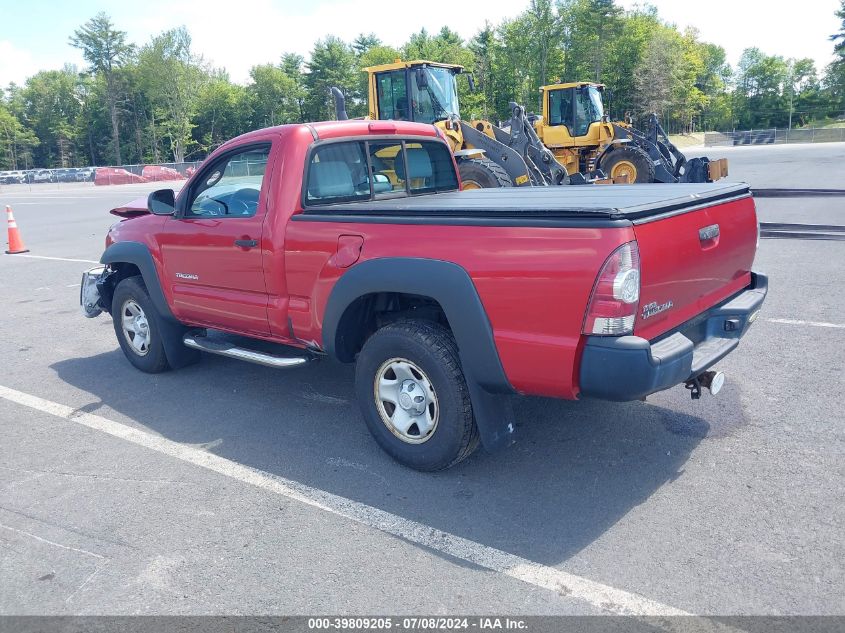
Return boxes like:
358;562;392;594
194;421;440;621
156;317;201;370
465;370;517;451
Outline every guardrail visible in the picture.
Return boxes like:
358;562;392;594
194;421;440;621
752;188;845;198
705;128;845;147
755;188;845;242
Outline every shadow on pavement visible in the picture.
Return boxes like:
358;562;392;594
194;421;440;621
52;348;718;567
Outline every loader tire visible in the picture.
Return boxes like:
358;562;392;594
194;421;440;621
601;146;656;184
458;158;513;189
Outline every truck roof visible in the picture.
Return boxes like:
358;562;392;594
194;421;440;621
220;120;442;149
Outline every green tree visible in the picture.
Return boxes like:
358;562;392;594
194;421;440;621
601;5;661;119
249;64;299;127
633;27;682;119
70;12;133;164
137;27;207;163
831;0;845;55
469;23;496;119
733;48;790;128
194;74;251;151
281;53;308;121
352;33;382;56
0;101;38;170
304;36;358;120
825;0;845;115
524;0;565;110
20;67;84;166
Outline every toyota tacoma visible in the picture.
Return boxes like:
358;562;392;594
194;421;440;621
80;119;767;470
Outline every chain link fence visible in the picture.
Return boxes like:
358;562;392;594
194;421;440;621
0;161;203;188
705;128;845;147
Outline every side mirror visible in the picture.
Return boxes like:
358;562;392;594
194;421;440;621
466;73;476;92
148;188;176;215
415;67;429;89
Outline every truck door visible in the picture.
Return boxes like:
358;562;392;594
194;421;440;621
158;142;274;336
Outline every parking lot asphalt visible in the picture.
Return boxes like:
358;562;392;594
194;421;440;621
0;144;843;616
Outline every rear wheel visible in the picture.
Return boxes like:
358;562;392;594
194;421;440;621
458;158;513;189
601;146;656;183
355;320;479;471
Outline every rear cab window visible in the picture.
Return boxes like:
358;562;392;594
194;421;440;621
304;138;458;206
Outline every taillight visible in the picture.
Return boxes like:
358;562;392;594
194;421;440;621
583;241;641;336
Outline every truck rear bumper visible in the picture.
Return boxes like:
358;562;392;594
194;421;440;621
578;272;768;401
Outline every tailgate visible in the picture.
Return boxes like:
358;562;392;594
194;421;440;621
633;195;758;341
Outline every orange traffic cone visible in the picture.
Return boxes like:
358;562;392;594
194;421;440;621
5;205;29;254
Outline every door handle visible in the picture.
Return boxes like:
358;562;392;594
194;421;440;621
234;239;258;248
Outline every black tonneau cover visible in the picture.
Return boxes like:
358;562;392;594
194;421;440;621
303;182;750;222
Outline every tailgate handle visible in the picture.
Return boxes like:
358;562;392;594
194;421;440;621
699;224;720;242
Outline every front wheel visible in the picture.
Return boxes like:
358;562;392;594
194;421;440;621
601;146;656;183
457;158;513;189
355;320;479;471
111;276;170;373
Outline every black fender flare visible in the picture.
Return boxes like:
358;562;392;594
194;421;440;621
323;258;517;451
100;241;199;369
101;241;176;321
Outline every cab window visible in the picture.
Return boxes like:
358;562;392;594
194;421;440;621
573;87;603;136
368;142;406;194
403;142;458;194
305;142;370;204
376;71;409;121
188;145;270;217
304;139;458;206
548;88;573;130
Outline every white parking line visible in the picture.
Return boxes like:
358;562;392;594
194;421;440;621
0;383;687;616
765;318;845;329
5;254;99;264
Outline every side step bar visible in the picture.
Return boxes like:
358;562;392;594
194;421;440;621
183;333;311;368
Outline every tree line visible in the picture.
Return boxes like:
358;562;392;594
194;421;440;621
1;0;844;170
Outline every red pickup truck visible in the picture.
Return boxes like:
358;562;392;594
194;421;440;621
80;119;767;470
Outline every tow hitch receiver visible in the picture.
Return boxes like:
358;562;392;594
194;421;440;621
685;370;725;399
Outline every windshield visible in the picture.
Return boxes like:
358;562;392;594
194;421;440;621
411;67;459;124
573;86;604;135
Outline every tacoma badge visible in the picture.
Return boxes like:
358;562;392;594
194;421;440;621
642;300;673;319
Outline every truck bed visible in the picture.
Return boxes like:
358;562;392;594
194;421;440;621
302;182;750;222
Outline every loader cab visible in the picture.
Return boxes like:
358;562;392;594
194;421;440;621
367;60;461;126
540;83;607;148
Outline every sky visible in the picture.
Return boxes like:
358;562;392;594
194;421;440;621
0;0;841;87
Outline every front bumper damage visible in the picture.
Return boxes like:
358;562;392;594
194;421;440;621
80;266;109;318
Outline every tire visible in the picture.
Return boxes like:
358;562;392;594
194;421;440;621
111;276;170;373
355;320;479;471
601;146;656;183
457;158;513;189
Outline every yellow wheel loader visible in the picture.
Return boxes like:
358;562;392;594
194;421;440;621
332;60;727;188
535;81;728;184
333;59;572;188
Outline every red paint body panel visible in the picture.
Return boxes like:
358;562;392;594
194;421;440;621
632;197;758;341
284;221;634;398
107;120;760;401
